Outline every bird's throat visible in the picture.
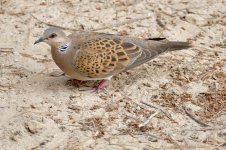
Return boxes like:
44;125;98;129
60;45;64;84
58;42;70;53
50;44;73;76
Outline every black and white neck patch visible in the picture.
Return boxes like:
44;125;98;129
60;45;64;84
58;43;70;53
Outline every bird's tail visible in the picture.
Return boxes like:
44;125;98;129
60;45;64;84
126;39;192;70
166;41;192;51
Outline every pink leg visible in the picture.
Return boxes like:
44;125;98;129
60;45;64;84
67;79;86;87
93;79;107;92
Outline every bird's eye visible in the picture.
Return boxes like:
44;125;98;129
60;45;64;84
49;33;57;38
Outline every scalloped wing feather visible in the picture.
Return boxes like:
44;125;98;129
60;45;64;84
72;38;142;78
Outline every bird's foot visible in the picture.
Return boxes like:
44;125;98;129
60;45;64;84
92;79;107;92
67;79;86;87
67;79;107;92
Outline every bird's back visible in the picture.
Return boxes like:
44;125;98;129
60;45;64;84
68;31;191;72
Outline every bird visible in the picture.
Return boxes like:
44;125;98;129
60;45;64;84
34;27;191;91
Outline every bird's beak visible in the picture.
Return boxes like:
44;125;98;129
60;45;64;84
34;37;45;45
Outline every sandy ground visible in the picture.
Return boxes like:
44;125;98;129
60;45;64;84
0;0;226;149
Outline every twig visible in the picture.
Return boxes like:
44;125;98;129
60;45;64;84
131;132;160;143
31;13;153;32
31;14;82;32
162;133;183;150
182;105;209;127
0;88;7;92
159;131;183;150
140;101;174;122
138;111;160;128
177;53;221;61
91;16;153;31
198;68;216;80
19;52;52;63
151;5;175;18
0;48;13;53
151;2;207;32
25;15;32;49
182;126;226;132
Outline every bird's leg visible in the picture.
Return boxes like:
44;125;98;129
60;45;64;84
93;79;107;92
67;79;85;87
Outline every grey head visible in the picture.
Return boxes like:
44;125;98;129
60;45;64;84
34;27;68;47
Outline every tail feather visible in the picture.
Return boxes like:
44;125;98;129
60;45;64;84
126;40;192;70
167;41;192;51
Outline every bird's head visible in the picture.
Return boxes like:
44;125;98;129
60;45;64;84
34;27;67;47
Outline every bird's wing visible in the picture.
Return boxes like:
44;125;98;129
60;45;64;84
72;36;143;78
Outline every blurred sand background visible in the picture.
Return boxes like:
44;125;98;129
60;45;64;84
0;0;225;149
